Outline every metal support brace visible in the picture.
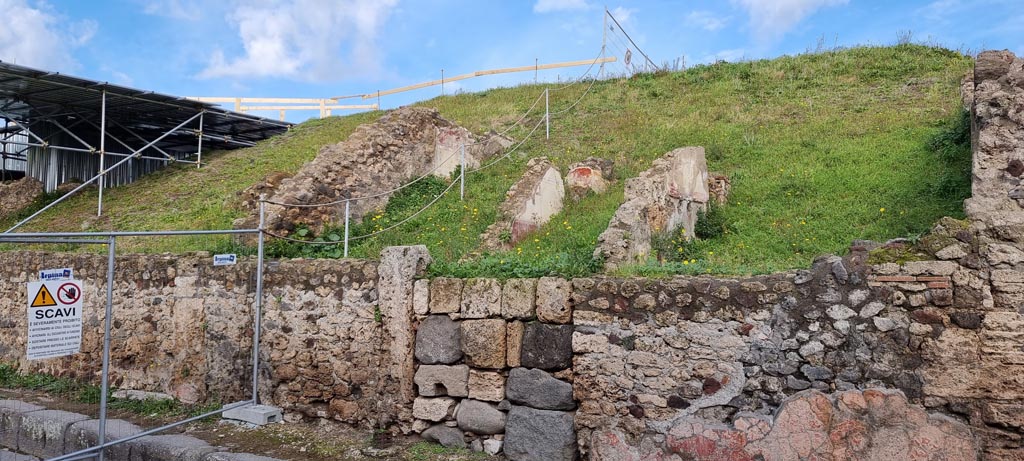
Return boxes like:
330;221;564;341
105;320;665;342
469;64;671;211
253;197;266;404
460;144;466;201
343;200;350;258
545;88;550;139
196;111;204;168
98;90;106;216
5;111;203;233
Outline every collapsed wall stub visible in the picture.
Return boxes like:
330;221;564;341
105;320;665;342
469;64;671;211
234;107;509;236
594;146;710;270
965;50;1024;223
0;177;43;219
478;157;565;251
566;157;614;202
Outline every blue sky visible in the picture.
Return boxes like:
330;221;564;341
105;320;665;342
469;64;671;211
0;0;1021;121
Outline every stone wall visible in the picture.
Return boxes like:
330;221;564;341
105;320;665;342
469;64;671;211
0;251;403;429
0;177;43;219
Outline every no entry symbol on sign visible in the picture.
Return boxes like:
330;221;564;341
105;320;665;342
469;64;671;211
57;283;80;305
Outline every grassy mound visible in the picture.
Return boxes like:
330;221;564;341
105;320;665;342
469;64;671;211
2;44;974;276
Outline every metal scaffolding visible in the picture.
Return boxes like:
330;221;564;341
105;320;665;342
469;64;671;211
0;60;291;231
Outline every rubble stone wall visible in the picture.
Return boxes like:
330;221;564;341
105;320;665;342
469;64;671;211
0;251;399;429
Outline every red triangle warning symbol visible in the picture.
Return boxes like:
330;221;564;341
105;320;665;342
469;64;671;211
31;285;57;308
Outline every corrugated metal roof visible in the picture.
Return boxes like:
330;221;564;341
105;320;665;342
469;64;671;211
0;60;291;153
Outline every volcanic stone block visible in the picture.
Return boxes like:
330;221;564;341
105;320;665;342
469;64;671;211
429;278;463;314
520;323;573;370
415;365;469;397
506;368;575;410
422;424;466;449
456;399;506;435
415;315;462;365
504;405;576;461
461;319;507;369
536;277;572;324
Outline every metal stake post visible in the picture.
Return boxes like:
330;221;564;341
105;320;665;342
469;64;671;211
252;198;266;404
98;90;106;216
196;111;204;169
343;200;350;258
601;8;608;78
460;144;466;201
441;69;445;96
97;235;116;461
545;89;550;139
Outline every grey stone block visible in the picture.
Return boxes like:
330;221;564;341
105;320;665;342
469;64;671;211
65;418;143;460
0;449;38;461
222;403;282;425
415;315;463;365
0;400;44;449
17;409;90;458
506;368;576;410
455;399;505;435
504;405;575;461
520;323;573;370
421;424;465;449
129;434;216;461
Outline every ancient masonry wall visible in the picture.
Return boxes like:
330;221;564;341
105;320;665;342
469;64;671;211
0;251;395;428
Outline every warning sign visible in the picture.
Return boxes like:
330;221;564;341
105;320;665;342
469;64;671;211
26;280;82;361
31;284;57;307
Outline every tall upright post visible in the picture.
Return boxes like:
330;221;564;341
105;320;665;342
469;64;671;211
252;197;266;404
441;69;445;96
196;111;204;169
343;200;350;258
535;58;539;82
376;90;381;110
601;8;608;78
460;144;467;200
97;235;116;461
98;90;106;216
545;88;550;140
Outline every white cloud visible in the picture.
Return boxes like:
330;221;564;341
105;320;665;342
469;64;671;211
199;0;398;82
0;0;96;71
533;0;589;13
700;48;746;64
732;0;848;41
141;0;202;21
686;10;729;32
609;6;634;24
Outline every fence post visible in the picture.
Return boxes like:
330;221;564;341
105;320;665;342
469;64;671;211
545;88;550;139
343;200;350;258
460;144;466;201
252;197;266;404
97;234;116;461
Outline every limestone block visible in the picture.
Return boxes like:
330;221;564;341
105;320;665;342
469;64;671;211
413;279;430;315
415;315;463;365
507;321;525;368
461;319;507;369
456;399;506;435
520;323;573;370
413;397;456;422
462;278;502;319
502;278;536;320
536;277;572;324
504;406;576;461
468;370;506;402
429;278;463;314
415;365;469;397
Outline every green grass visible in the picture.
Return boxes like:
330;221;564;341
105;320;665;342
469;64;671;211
2;44;974;276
